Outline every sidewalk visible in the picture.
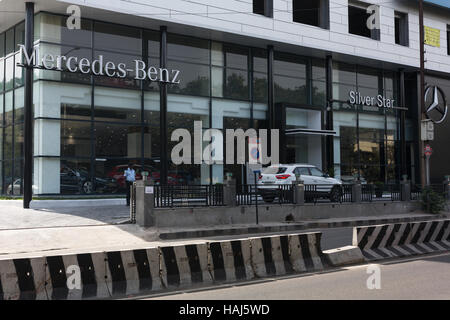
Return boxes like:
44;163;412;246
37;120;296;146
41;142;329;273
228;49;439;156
0;198;447;260
0;199;129;230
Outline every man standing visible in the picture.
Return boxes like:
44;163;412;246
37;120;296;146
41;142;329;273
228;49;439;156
124;163;136;206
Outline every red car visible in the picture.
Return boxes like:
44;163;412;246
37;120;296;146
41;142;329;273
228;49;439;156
107;165;185;188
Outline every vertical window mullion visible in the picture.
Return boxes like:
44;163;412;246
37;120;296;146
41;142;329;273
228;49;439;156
141;29;146;168
90;21;95;190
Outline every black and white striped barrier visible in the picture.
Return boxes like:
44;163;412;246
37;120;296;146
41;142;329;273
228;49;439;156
250;235;293;277
354;220;450;261
104;248;162;298
0;248;162;300
160;244;212;288
0;231;344;300
208;239;254;282
249;233;329;277
288;233;330;272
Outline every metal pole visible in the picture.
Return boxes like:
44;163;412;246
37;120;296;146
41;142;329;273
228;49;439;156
254;172;259;225
325;55;333;173
23;2;34;209
419;0;426;187
160;26;168;185
267;45;274;131
399;69;407;179
426;155;430;186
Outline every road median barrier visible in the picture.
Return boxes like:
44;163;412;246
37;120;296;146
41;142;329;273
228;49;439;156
250;235;293;277
2;228;405;300
354;219;450;261
323;246;365;267
208;239;254;283
288;233;330;272
160;244;212;289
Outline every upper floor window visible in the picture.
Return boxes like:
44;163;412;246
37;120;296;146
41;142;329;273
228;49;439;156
348;1;380;40
253;0;273;18
394;11;409;46
293;0;329;29
447;25;450;55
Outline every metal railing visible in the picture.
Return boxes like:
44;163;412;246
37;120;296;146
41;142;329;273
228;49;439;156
387;184;402;201
154;184;224;208
147;182;448;209
341;184;353;203
130;182;137;223
411;184;422;201
361;184;373;202
236;183;352;205
304;184;353;204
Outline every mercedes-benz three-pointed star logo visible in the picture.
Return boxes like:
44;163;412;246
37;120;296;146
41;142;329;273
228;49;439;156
425;86;448;124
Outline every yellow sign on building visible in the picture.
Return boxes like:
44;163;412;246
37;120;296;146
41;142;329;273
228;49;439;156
424;26;440;47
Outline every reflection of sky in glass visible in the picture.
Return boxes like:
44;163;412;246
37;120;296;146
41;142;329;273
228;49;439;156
425;0;450;9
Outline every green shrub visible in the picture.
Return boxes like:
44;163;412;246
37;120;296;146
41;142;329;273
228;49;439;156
421;187;446;214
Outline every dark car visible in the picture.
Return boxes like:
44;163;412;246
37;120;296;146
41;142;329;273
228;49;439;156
60;166;119;194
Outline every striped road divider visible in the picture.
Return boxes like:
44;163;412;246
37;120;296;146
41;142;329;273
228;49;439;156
248;233;330;277
160;244;212;289
250;235;293;277
208;239;254;283
288;233;330;273
354;219;450;261
8;223;444;300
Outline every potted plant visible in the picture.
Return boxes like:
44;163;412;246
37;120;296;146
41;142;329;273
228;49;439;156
421;187;446;214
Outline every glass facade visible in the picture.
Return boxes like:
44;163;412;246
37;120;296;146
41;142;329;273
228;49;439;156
0;12;411;195
332;62;402;183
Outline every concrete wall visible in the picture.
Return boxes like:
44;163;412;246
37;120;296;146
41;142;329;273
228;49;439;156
152;201;421;228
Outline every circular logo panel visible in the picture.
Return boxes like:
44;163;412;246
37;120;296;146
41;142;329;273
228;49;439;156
425;86;448;124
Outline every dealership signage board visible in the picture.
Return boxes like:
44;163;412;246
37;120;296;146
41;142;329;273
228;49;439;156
424;26;440;48
421;120;434;141
17;44;181;83
348;90;396;109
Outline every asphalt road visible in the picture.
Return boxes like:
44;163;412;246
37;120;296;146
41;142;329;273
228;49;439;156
141;252;450;300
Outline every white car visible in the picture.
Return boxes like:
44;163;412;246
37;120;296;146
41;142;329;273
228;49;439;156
257;164;343;202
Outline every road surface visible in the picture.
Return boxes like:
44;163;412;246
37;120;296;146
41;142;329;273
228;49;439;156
140;252;450;300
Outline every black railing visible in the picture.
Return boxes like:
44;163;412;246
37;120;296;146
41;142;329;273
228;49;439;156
411;184;422;201
149;182;448;209
237;184;294;205
388;184;402;201
236;184;253;206
304;184;317;203
154;185;224;208
361;184;374;202
304;184;353;204
130;182;137;223
341;184;353;203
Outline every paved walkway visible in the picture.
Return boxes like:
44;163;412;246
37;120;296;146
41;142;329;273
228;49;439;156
0;200;129;229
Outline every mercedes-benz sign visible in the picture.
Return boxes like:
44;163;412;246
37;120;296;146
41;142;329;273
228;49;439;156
425;85;448;124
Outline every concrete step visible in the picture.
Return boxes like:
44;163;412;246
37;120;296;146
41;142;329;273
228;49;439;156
158;213;448;240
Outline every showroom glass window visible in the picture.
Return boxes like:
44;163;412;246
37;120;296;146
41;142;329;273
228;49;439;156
332;61;400;183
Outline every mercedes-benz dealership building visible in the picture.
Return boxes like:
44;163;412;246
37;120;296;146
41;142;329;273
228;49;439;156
0;0;449;196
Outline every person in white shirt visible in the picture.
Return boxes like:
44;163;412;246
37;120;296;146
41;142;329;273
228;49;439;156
124;163;136;206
